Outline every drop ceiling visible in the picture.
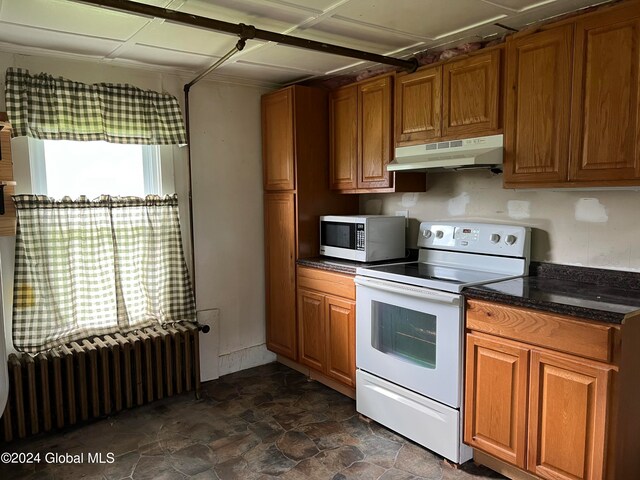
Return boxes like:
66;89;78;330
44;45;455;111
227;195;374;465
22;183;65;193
0;0;611;86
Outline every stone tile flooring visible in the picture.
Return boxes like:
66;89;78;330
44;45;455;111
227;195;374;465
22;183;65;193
0;363;505;480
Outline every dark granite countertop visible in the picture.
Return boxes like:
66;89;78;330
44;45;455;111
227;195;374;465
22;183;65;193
297;250;418;275
464;262;640;324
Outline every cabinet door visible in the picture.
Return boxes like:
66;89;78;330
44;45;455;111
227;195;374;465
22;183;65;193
325;296;355;387
329;86;358;190
262;88;295;191
464;333;529;468
528;351;612;480
395;66;442;146
358;76;393;189
264;193;297;359
570;7;640;183
443;50;501;138
297;289;325;372
504;25;573;186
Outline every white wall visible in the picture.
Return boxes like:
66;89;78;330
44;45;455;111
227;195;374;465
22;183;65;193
0;52;275;374
363;170;640;271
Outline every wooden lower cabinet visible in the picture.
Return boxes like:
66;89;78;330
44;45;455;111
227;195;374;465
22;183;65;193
325;296;356;387
464;299;632;480
528;351;612;480
297;267;356;388
297;289;325;371
465;333;529;468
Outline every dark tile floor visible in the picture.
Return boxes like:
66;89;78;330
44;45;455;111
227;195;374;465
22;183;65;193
0;363;505;480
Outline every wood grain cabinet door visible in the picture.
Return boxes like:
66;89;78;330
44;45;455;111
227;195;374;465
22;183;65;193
504;25;573;186
569;7;640;183
329;86;358;190
358;76;393;189
325;295;356;387
528;351;612;480
297;288;325;372
443;50;501;138
264;193;297;360
464;333;529;469
262;88;295;191
395;66;442;146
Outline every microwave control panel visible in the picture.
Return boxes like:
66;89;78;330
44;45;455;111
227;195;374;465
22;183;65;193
356;224;365;250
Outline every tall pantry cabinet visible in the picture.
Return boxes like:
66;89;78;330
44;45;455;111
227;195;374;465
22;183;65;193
262;85;357;361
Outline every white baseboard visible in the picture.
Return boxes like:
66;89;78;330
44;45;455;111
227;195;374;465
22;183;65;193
218;343;276;377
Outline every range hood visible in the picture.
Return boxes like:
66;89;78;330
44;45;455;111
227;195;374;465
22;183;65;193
388;134;503;172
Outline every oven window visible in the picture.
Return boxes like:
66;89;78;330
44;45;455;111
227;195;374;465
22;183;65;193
371;301;437;369
321;221;355;249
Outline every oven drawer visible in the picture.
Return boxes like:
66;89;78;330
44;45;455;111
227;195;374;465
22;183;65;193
356;370;471;464
466;299;620;364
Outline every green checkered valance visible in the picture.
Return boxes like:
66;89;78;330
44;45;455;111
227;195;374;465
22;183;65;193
5;68;187;145
12;194;196;352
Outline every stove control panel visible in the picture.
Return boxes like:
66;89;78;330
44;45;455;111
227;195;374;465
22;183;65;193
418;222;530;258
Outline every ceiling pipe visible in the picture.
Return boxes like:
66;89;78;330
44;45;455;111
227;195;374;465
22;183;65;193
182;38;247;307
73;0;419;72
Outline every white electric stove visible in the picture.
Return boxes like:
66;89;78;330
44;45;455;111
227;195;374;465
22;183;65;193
355;221;531;464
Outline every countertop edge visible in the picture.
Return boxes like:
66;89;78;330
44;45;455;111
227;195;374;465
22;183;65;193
463;287;627;325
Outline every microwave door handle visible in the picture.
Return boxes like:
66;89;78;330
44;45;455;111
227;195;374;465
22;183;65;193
354;276;459;305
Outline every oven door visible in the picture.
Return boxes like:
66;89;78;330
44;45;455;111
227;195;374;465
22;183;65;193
355;276;463;408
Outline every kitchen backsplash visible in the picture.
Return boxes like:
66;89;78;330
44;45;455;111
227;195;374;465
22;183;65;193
361;170;640;272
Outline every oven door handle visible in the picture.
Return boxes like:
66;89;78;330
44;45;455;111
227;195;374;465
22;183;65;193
354;276;460;305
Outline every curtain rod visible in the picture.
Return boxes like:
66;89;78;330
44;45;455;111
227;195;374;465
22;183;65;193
73;0;419;72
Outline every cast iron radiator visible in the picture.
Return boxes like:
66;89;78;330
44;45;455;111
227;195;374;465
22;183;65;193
0;322;201;442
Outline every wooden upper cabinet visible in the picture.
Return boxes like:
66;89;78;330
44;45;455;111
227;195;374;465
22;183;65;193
262;88;295;191
358;75;393;189
395;66;442;146
465;333;529;469
504;25;573;187
264;193;297;359
569;6;640;183
528;351;612;480
329;86;358;190
443;49;501;138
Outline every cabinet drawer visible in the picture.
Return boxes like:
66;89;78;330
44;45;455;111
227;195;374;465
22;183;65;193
466;300;620;364
297;266;355;300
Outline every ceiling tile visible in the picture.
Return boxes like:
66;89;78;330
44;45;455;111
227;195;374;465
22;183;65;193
133;21;265;56
0;0;149;41
298;17;421;54
497;0;611;28
330;0;509;39
214;61;310;84
180;0;314;32
116;43;214;69
257;0;344;12
0;21;121;56
236;43;358;74
480;0;557;12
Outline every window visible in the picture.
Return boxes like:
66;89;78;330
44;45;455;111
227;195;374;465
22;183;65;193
14;138;175;198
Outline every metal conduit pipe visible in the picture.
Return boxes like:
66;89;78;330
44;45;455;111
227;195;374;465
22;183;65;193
183;38;247;308
74;0;419;72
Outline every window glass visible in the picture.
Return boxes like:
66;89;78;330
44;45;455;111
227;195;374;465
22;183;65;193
42;140;159;199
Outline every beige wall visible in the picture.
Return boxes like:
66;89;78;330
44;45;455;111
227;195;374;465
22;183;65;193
362;170;640;271
0;52;275;373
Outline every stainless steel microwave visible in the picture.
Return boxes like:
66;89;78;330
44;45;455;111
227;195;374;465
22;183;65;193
319;215;405;262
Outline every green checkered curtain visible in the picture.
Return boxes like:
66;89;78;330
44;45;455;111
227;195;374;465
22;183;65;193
12;194;195;352
5;68;187;145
